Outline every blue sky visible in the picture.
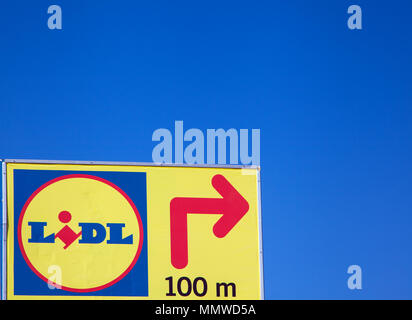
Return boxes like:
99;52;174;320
1;0;412;299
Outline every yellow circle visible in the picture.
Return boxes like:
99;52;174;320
19;175;142;292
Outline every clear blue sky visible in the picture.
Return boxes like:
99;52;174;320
1;0;412;299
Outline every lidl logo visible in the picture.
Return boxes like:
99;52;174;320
12;170;148;296
27;210;135;248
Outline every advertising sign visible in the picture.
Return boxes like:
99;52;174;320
2;160;263;299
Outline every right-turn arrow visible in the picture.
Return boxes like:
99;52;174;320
170;174;249;269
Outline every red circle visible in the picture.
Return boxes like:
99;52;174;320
58;211;72;223
17;174;145;293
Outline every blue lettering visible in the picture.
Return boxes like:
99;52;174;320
106;223;133;244
28;222;55;243
78;223;106;244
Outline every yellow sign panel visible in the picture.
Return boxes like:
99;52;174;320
5;161;263;299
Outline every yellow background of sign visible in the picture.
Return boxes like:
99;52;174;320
7;162;263;300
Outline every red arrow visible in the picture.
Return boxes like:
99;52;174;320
170;174;249;269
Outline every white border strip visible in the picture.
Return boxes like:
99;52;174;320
1;161;7;300
4;159;259;170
